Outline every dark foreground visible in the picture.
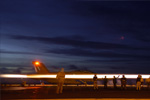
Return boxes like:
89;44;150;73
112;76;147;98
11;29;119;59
1;86;150;100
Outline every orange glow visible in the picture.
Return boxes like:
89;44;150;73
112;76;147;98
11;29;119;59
1;74;150;79
35;61;40;65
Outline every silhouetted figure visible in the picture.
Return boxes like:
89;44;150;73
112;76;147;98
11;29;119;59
113;75;120;89
136;75;141;91
113;76;117;88
121;75;126;90
93;74;98;89
103;76;108;89
146;77;150;89
56;68;65;94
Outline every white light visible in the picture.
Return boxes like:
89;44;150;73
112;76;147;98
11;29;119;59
0;74;27;78
1;74;150;79
65;75;94;79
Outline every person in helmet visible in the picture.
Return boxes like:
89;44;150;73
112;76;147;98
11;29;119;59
56;68;65;94
93;74;98;89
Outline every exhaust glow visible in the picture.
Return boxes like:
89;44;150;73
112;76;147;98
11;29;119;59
27;75;56;78
1;74;150;79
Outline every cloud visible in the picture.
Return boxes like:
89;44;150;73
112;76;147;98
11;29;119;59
9;35;140;50
112;24;150;43
68;65;79;70
0;67;9;74
135;34;150;43
83;59;133;63
46;48;150;59
0;67;22;74
0;63;23;67
0;49;44;56
70;1;150;43
13;68;22;73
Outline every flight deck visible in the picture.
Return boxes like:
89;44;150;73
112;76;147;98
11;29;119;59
1;85;150;100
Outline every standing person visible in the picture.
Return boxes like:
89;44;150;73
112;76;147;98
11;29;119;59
136;75;141;91
113;76;117;89
146;77;150;89
103;76;108;89
121;75;127;90
56;68;65;94
113;75;120;89
93;74;98;89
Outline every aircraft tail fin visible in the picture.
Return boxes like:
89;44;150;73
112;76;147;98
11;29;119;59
32;61;50;74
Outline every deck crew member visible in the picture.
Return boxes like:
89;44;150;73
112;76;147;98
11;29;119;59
56;68;65;94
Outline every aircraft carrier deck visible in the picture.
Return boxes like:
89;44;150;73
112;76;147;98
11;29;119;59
1;85;150;100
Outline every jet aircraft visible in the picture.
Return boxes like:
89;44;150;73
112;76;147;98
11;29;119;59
32;61;93;84
1;61;149;85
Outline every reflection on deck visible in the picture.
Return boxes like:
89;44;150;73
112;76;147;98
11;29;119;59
1;85;150;100
1;84;149;87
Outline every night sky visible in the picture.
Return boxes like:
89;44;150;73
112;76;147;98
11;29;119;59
1;0;150;74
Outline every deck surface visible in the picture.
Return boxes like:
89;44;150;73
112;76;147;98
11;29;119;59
1;86;150;100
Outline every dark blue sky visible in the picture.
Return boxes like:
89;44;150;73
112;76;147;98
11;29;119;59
1;0;150;74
